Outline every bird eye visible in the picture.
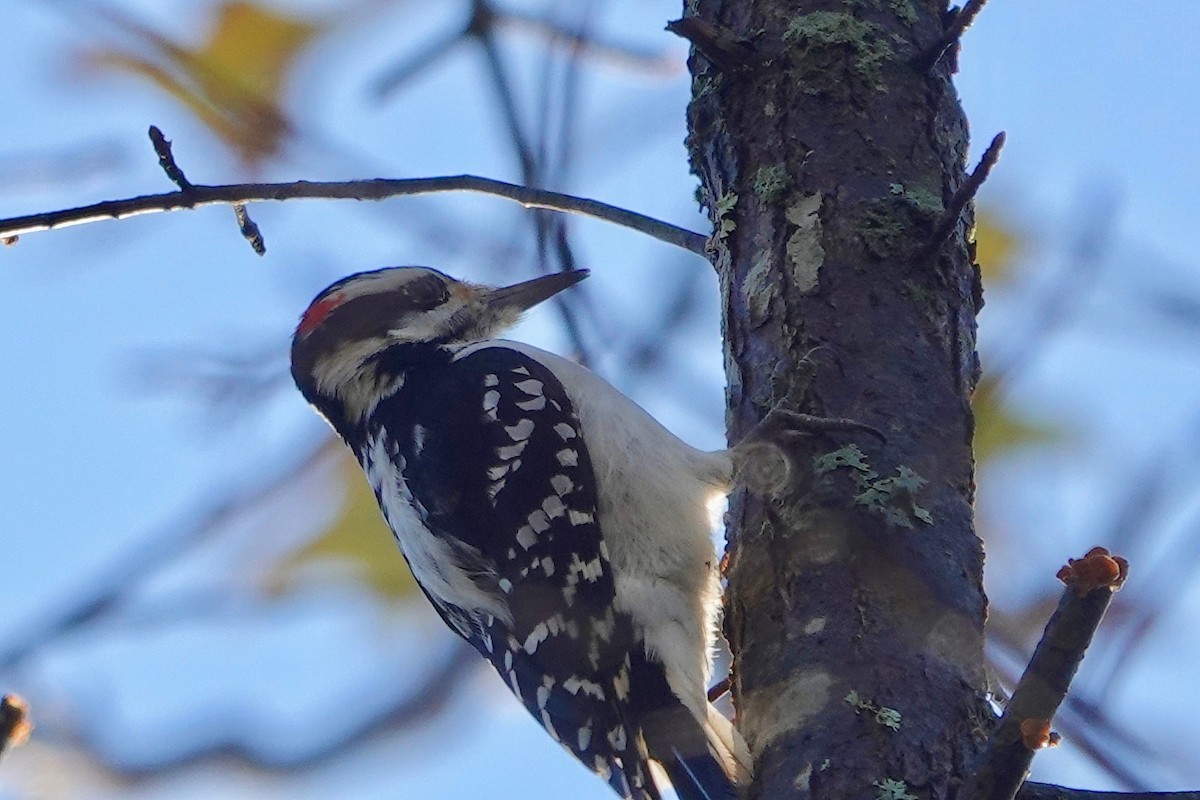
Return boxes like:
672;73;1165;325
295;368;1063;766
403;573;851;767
404;274;450;310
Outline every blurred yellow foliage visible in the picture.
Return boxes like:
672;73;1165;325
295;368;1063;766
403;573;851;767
971;209;1061;462
972;376;1060;464
974;210;1021;285
91;1;322;165
272;447;417;601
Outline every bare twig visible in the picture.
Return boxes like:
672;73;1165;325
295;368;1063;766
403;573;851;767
499;7;675;74
0;173;708;255
372;0;672;100
148;125;193;189
707;675;731;703
1098;473;1200;698
147;126;266;255
918;0;991;72
0;694;32;759
966;547;1128;800
474;6;596;364
102;644;476;774
233;202;266;255
134;342;287;425
925;131;1005;256
0;437;333;670
1020;784;1200;800
371;26;470;99
988;615;1166;790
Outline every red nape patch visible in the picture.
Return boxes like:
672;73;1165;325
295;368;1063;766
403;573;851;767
298;292;344;337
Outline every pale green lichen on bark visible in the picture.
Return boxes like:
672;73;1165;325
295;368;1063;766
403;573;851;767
715;230;742;408
742;255;775;328
903;275;952;327
753;164;791;203
814;447;932;528
786;193;824;293
888;181;944;215
857;200;906;258
845;690;903;730
814;444;871;475
875;778;918;800
890;0;918;23
858;183;942;258
794;763;813;790
694;72;723;99
714;191;738;241
867;0;919;24
783;12;895;89
854;465;934;528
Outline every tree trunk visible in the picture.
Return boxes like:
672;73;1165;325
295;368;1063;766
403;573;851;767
683;2;993;798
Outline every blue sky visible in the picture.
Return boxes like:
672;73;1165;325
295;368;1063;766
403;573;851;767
2;1;1199;797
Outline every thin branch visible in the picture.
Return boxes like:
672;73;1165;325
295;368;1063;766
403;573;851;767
53;642;477;775
707;675;731;703
476;16;538;180
372;0;673;101
0;174;708;255
988;615;1164;790
372;25;471;100
134;341;288;426
499;7;676;75
925;131;1005;256
0;437;332;670
918;0;991;72
535;11;601;367
233;202;266;255
148;126;266;255
966;548;1129;800
475;7;596;364
1020;784;1200;800
1099;483;1200;699
148;125;193;189
0;694;32;760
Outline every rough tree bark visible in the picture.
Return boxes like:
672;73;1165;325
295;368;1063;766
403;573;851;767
682;2;992;798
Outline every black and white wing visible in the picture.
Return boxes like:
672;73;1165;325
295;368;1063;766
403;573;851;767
363;345;657;800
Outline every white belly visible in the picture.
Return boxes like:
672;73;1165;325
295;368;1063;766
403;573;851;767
454;340;732;716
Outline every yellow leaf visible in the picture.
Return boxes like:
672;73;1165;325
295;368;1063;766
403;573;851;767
271;449;417;601
198;2;318;101
974;210;1022;286
90;1;322;165
973;376;1061;463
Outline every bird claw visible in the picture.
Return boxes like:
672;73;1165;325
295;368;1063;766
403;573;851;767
736;404;885;452
729;404;882;495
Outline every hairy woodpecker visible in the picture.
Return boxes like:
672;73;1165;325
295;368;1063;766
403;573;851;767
291;266;750;800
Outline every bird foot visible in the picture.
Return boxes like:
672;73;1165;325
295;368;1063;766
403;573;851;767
734;404;885;454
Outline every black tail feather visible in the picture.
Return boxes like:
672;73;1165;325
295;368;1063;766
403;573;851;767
628;649;739;800
663;746;739;800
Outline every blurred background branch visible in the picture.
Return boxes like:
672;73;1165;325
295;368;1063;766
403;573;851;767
1;0;1199;798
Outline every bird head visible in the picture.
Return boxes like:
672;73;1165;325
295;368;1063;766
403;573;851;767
291;266;588;420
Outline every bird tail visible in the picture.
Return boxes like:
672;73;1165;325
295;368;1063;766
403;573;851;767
661;746;739;800
701;704;751;784
643;702;748;800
